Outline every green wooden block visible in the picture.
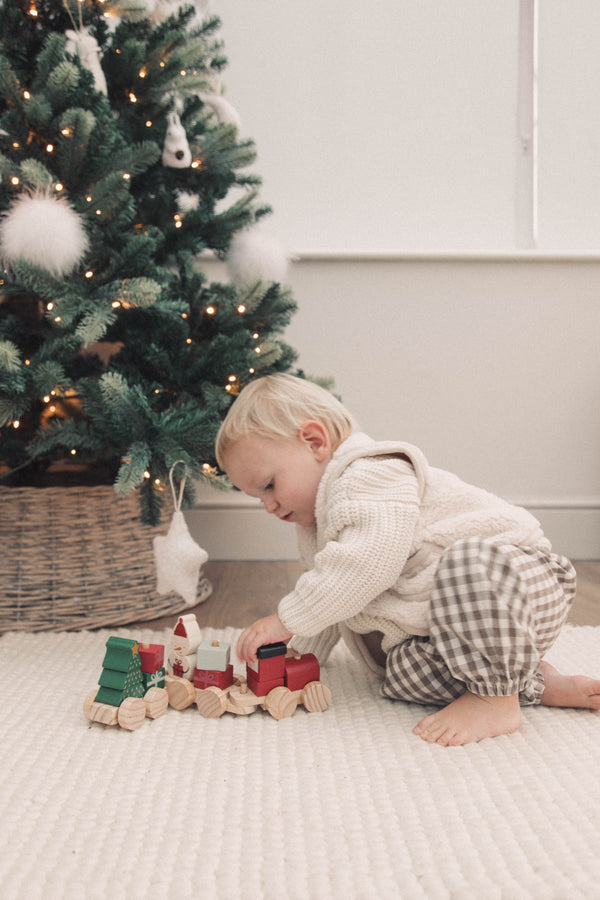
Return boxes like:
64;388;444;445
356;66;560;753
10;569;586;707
95;677;145;707
101;637;141;673
98;669;127;691
94;686;123;706
143;667;165;690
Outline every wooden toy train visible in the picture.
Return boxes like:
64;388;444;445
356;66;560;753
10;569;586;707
84;613;332;731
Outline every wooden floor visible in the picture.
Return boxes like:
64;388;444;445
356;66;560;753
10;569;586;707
145;559;600;632
568;561;600;625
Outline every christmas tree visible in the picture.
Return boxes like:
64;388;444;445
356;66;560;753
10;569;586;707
0;0;297;523
95;635;145;705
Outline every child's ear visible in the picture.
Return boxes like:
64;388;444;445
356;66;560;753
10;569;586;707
299;420;331;460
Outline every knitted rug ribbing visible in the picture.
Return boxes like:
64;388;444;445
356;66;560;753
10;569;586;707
1;624;599;899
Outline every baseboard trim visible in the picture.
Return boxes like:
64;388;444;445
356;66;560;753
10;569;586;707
185;505;298;560
524;506;600;560
185;499;600;561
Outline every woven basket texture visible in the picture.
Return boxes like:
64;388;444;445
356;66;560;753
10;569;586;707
0;485;211;633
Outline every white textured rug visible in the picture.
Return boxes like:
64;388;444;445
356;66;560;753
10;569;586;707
1;624;599;900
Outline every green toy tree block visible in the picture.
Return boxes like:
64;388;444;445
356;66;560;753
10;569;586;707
96;637;146;706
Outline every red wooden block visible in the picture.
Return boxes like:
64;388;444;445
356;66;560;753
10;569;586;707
246;669;284;697
248;643;287;683
139;643;165;673
285;654;320;691
194;664;234;690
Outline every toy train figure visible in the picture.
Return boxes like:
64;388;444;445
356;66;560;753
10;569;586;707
84;615;331;730
164;614;332;720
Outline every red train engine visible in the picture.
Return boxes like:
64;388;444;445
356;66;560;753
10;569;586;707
247;642;320;695
164;616;331;720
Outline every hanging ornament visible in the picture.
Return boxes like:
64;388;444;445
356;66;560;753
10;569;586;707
99;7;120;33
175;190;199;215
199;74;241;130
195;0;211;20
162;111;192;168
151;0;182;22
226;228;290;288
149;0;209;23
0;192;89;277
153;462;209;605
65;28;108;95
199;93;241;130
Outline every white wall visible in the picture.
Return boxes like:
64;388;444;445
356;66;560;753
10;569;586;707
189;254;600;560
211;0;600;253
185;2;600;560
212;0;518;252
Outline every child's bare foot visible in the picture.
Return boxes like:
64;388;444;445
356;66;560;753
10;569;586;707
413;691;521;746
540;661;600;709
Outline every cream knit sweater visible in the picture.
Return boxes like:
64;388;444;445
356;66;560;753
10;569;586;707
278;432;551;675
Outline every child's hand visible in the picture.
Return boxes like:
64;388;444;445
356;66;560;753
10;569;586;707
236;613;293;664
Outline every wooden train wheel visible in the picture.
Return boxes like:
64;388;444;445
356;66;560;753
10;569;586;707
301;680;332;713
83;692;119;726
196;686;227;718
166;676;196;710
117;696;146;731
264;685;298;720
144;687;169;719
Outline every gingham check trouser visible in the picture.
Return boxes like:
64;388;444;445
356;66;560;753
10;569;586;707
381;537;577;707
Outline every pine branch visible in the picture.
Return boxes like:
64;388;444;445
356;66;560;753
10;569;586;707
29;359;66;396
27;416;102;456
56;106;97;176
45;61;81;108
32;33;67;88
18;158;54;190
75;306;117;346
0;339;22;373
104;140;161;177
0;394;28;427
0;53;21;106
114;439;151;494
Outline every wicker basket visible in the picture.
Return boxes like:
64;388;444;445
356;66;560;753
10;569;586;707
0;484;211;633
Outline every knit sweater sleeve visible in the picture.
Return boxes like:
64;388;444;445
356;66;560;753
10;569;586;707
288;625;342;665
278;457;420;638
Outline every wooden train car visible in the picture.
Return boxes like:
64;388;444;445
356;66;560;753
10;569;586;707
83;637;168;731
166;637;332;720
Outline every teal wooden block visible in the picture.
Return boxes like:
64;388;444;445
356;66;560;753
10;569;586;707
196;639;231;672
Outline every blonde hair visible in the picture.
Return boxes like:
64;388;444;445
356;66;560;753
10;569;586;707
215;373;356;467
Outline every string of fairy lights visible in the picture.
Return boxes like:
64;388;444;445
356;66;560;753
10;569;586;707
1;1;268;483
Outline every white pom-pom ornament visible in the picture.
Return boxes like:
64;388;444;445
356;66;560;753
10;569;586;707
0;192;89;277
226;229;289;288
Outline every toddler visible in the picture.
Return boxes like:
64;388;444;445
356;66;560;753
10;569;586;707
215;373;600;745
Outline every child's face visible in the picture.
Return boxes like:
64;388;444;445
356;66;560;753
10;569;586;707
222;423;332;527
